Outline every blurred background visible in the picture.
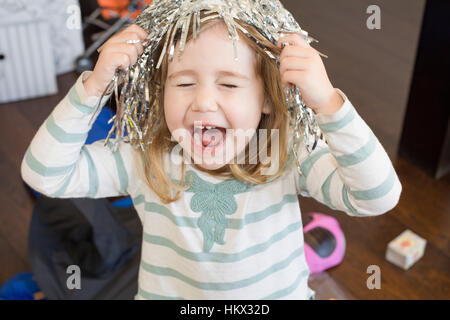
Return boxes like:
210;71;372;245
0;0;448;299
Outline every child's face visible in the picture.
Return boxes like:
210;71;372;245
164;22;270;170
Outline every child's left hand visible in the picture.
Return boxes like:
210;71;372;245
277;33;344;115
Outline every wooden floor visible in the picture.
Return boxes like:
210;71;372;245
1;0;449;299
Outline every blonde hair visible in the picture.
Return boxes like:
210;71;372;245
140;14;296;204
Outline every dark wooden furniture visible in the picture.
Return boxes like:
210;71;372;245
399;0;450;180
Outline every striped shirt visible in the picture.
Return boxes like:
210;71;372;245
21;71;402;299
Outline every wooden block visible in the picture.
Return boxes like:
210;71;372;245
385;230;426;270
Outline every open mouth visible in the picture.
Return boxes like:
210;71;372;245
189;125;227;155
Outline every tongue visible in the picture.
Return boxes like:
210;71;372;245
202;128;224;147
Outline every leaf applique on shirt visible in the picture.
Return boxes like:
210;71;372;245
185;170;252;252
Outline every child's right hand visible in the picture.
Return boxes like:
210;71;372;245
83;24;148;97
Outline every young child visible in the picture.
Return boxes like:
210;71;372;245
21;0;402;300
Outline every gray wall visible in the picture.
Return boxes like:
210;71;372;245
282;0;426;158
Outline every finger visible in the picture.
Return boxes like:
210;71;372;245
126;24;148;40
277;33;310;49
106;52;131;71
98;24;148;53
113;31;144;44
97;35;135;54
98;30;134;53
279;30;318;42
279;45;312;61
115;31;146;54
102;43;139;65
279;56;309;75
98;39;143;56
129;39;145;56
100;28;144;45
97;42;106;53
123;39;144;56
278;33;327;60
281;70;306;87
121;24;148;39
99;26;147;52
134;41;145;56
103;42;139;58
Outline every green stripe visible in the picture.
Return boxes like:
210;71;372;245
261;269;310;300
227;194;298;229
81;146;99;197
133;195;198;227
137;269;310;300
299;148;330;177
68;87;95;114
133;193;299;230
336;132;377;167
106;141;129;194
318;106;355;132
137;288;184;300
296;147;330;194
143;221;302;263
25;147;75;177
321;169;337;209
45;114;88;143
132;194;145;205
50;167;77;197
342;184;361;216
349;166;396;200
140;247;303;291
298;174;308;195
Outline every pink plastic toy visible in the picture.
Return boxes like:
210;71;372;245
303;213;346;275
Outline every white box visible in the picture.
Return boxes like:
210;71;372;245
385;229;427;270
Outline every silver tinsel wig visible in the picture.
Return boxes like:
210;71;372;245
90;0;325;174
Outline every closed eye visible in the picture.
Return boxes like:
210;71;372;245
177;83;194;87
221;84;238;88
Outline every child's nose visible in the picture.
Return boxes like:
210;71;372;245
191;86;218;112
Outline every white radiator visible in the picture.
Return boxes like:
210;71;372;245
0;0;84;103
0;19;57;103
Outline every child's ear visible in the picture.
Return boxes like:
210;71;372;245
262;95;272;114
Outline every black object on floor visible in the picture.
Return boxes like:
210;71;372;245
28;196;142;300
303;227;337;258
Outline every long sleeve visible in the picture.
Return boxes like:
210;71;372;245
21;72;142;199
294;89;402;216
